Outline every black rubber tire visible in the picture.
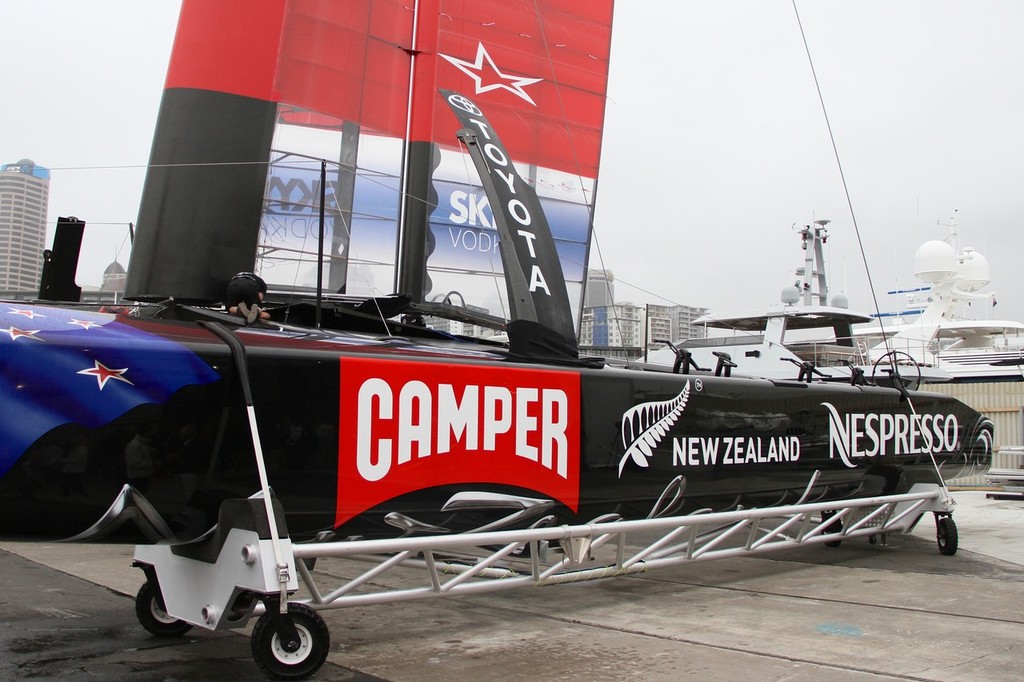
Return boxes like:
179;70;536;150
251;603;330;680
821;510;843;548
936;516;958;556
135;581;193;637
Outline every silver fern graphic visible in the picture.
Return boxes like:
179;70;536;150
618;381;690;476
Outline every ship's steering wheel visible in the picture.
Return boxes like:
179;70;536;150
870;350;923;390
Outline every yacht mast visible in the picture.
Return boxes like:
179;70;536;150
798;219;830;306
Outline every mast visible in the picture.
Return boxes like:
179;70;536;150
798;219;831;306
394;0;431;301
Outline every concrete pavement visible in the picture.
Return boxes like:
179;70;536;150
2;490;1021;680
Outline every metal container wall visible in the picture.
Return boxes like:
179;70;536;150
925;382;1024;485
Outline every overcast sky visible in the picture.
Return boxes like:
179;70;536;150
2;1;1023;323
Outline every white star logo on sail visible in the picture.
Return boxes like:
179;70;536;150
77;360;134;390
440;42;543;106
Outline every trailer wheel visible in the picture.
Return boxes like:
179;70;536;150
135;581;193;636
251;603;329;680
936;515;958;556
821;510;843;548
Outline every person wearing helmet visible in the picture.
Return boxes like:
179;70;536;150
225;272;270;323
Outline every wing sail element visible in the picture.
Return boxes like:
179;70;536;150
126;0;614;334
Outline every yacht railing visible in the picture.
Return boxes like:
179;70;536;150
682;335;766;349
789;341;869;367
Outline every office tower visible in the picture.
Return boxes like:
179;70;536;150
0;159;50;292
584;268;614;307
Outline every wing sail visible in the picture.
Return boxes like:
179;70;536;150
127;0;614;333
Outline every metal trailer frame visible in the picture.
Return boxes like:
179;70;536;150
131;481;958;680
286;484;952;610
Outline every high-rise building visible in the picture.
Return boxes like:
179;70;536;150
579;301;709;360
584;269;614;308
579;302;645;359
0;159;50;292
645;303;709;346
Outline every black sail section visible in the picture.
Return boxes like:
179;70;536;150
126;89;277;303
441;91;578;361
395;141;441;303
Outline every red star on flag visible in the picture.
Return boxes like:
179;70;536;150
69;319;102;330
8;308;45;320
2;326;43;342
77;360;134;390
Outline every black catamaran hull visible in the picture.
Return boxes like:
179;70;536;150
0;306;991;541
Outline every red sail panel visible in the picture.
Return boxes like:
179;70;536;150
162;0;612;176
275;1;414;136
163;0;287;100
164;0;414;135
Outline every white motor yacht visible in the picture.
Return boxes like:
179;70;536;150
860;213;1024;382
645;220;915;384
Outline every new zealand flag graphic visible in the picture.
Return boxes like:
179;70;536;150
0;304;221;477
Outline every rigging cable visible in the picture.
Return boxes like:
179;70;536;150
791;0;891;357
792;0;950;496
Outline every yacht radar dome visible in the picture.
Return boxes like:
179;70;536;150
831;293;849;309
781;285;801;305
914;240;957;284
955;247;990;292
